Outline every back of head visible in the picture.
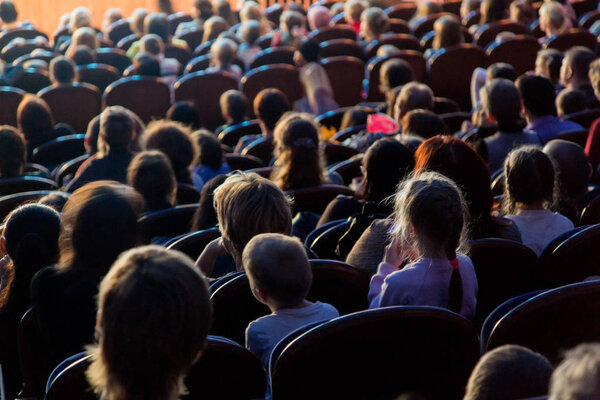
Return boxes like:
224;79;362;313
401;109;448;139
87;245;211;400
17;94;54;143
481;78;521;127
50;56;77;84
194;130;223;170
140;33;164;56
432;15;463;50
510;0;534;24
214;172;292;263
465;344;553;400
363;138;414;202
238;20;261;45
254;88;291;132
243;233;311;308
0;1;17;23
340;107;368;131
166;101;202;130
72;27;99;50
537;48;564;85
133;52;161;77
480;0;506;24
144;12;170;42
487;62;516;82
380;58;415;94
588;58;600;97
543;139;591;202
210;37;237;66
219;90;249;123
556;88;587;116
127;151;176;210
361;7;389;39
540;1;569;34
0;126;25;177
70;7;92;31
281;10;305;33
68;45;96;66
564;46;596;84
503;145;556;214
130;8;149;36
395;82;434;122
549;343;600;400
100;106;134;151
144;120;197;182
203;16;230;42
345;0;367;23
297;38;320;63
194;0;214;20
516;74;557;117
60;181;142;272
307;5;331;30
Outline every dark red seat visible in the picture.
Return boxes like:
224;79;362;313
241;64;303;113
38;83;101;133
13;50;58;66
0;190;69;222
184;54;212;73
76;63;121;93
412;12;456;38
168;12;193;34
174;71;238;131
316;106;373;130
116;33;138;51
218;120;262;147
94;48;132;74
52;154;91;187
385;3;417;21
473;20;528;47
486;35;540;76
164;43;192;66
307;219;352;260
285;184;354;214
0;28;48;50
578;10;600;28
389;18;411;34
319;38;365;60
428;44;489;110
322;56;364;107
443;0;462;15
176;183;200;205
193;39;214;56
324;142;360;164
0;177;58;197
175;28;205;50
0;86;25;127
543;28;597;51
241;137;275;165
104;77;171;124
166;227;221;261
434;96;461;114
365;33;422;60
1;41;51;63
248;46;295;69
562;108;600;128
366;51;426;101
13;68;51;94
137;205;199;244
328;156;363;185
255;33;273;49
265;3;284;25
105;19;133;44
572;0;598;18
552;129;589;147
308;25;357;43
225;154;265;171
31;134;86;168
441;112;472;134
580;196;600;225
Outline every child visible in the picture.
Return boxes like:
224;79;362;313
216;90;249;135
502;146;574;256
368;171;478;320
244;233;339;366
127;151;177;212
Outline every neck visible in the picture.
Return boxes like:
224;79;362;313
270;299;312;313
519;201;545;211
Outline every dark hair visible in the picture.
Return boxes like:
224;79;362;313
401;109;448;139
340;108;368;131
194;130;223;170
362;138;414;202
219;90;249;124
0;1;17;23
127;151;177;211
133;52;161;77
50;56;77;84
69;45;96;66
38;192;70;212
100;107;134;150
0;126;25;177
556;88;587;116
85;115;100;154
254;89;291;132
379;58;414;94
537;49;563;85
144;12;170;42
17;94;54;145
191;173;228;231
487;62;516;82
298;38;320;63
480;0;506;25
166;101;202;130
481;78;521;127
516;74;556;117
195;0;214;20
503;146;556;214
158;0;174;14
565;46;596;83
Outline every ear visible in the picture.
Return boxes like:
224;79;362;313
255;287;269;303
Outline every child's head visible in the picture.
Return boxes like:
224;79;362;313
360;7;389;41
243;233;311;309
68;45;96;66
345;0;368;24
219;90;249;123
193;130;224;171
100;106;135;152
503;146;556;214
127;151;177;211
254;89;291;133
307;5;331;30
393;82;434;123
140;33;165;56
130;8;149;36
487;62;516;82
480;78;521;128
17;94;54;144
203;16;230;43
49;56;77;84
237;20;261;45
87;245;211;400
556;88;587;117
465;344;553;400
0;126;26;177
210;37;238;68
536;48;563;86
379;58;415;95
166;101;202;130
133;52;161;77
401;109;448;139
549;343;600;400
71;26;99;50
295;38;320;66
432;15;463;51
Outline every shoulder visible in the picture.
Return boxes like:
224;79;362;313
313;301;340;318
552;212;575;229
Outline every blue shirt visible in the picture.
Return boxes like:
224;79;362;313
192;163;231;191
526;115;583;144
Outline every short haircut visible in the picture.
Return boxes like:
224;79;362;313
68;45;96;65
127;151;177;210
194;130;223;170
0;126;25;177
254;89;291;131
487;62;516;82
243;233;311;308
166;101;202;130
379;58;414;93
401;109;448;139
144;12;170;42
556;88;587;117
219;90;249;123
481;78;521;125
71;27;99;50
50;56;77;84
238;20;261;45
395;82;434;121
140;33;164;55
133;52;161;77
100;106;134;150
0;1;17;23
17;94;54;143
516;74;556;117
589;58;600;96
203;16;230;42
130;8;148;36
214;172;292;263
210;37;237;66
363;138;414;202
549;343;600;400
465;344;553;400
344;0;368;23
87;245;211;400
537;48;563;85
298;38;320;63
565;46;596;83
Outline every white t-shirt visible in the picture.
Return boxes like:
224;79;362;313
245;301;339;366
505;209;574;256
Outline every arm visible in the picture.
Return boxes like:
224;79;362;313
196;237;227;276
368;238;408;308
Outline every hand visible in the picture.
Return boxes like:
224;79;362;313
196;237;228;275
383;237;408;268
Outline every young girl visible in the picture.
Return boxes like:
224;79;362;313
502;146;574;256
368;171;478;320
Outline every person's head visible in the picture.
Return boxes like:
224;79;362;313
295;38;320;66
87;245;211;400
588;58;600;101
394;82;434;123
49;56;77;84
345;0;368;24
193;130;223;171
401;109;448;138
68;45;96;65
140;33;165;56
510;0;534;24
280;10;305;35
556;88;587;117
272;112;325;190
361;7;389;41
307;5;330;30
391;171;467;312
103;8;123;29
465;345;553;400
480;0;506;25
360;138;414;202
38;192;70;212
240;1;263;23
203;16;230;42
539;1;570;36
60;181;142;272
487;62;516;82
516;74;557;119
17;94;54;144
166;101;202;130
210;37;237;68
480;78;521;128
193;0;214;21
72;27;99;50
127;151;177;211
85;115;101;155
549;343;600;400
70;6;92;32
100;106;134;152
0;1;17;24
379;58;414;94
0;126;25;177
133;52;161;77
191;173;228;231
503;145;556;214
536;48;564;86
214;172;292;265
130;8;149;36
461;0;481;19
244;233;311;310
254;88;291;133
144;12;170;43
238;20;261;45
340;107;368;131
432;15;463;51
213;0;235;26
561;46;596;89
219;90;248;124
144;120;198;183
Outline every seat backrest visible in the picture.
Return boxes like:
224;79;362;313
249;46;295;69
1;41;50;63
193;39;214;56
440;112;472;134
428;44;489;110
241;136;275;165
385;3;418;21
389;18;411;34
285;185;355;214
0;28;48;50
321;56;364;107
175;182;200;205
365;34;422;60
412;12;456;38
486;35;540;76
319;38;364;60
328;156;363;185
366;51;426;101
271;306;480;400
164;43;192;66
0;176;58;197
579;10;600;29
308;25;358;43
553;128;589;147
94;48;132;73
316;106;373;130
175;27;205;50
137;205;199;244
543;28;597;51
184;54;211;74
218;120;263;147
18;308;50;399
474;20;528;47
468;238;541;324
166;227;221;261
104;77;171;124
308;220;353;260
486;280;600;363
116;33;138;51
31;134;86;168
0;190;67;222
168;12;193;34
76;63;121;93
38;84;101;133
225;154;265;171
174;71;238;130
434;96;461;114
562;108;600;128
241;64;303;111
323;142;360;164
0;86;25;127
580;195;600;225
105;19;133;44
572;0;598;18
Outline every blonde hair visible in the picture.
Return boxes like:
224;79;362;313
432;15;463;50
345;0;368;23
539;1;571;36
210;37;237;67
71;27;99;50
70;6;92;32
87;245;211;400
361;7;389;41
549;343;600;400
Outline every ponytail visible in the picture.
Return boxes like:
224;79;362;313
448;257;463;314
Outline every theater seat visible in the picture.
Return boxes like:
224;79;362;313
0;176;58;197
241;65;303;114
165;227;221;261
319;38;365;60
248;46;295;69
0;190;69;221
285;185;354;214
543;28;596;51
321;56;364;107
486;35;540;76
38;83;102;133
31;134;86;169
473;20;527;48
76;63;121;93
218;120;262;147
104;77;171;124
365;51;426;101
0;86;25;127
137;205;199;244
307;25;358;43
